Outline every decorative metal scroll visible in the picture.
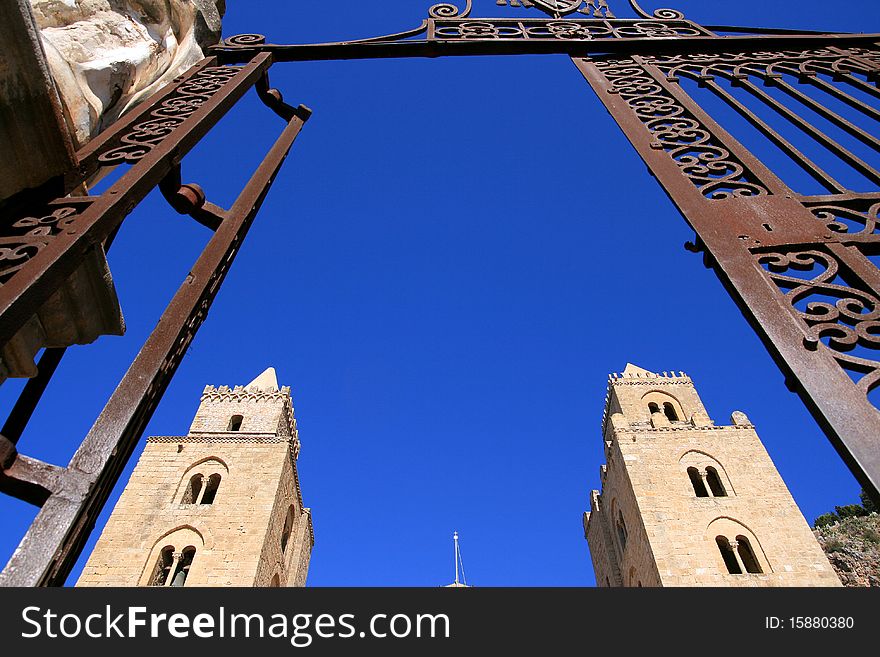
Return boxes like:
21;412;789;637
494;0;614;17
757;247;880;396
0;201;90;285
594;57;770;199
97;65;243;165
430;19;704;40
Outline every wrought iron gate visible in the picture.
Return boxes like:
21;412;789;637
2;0;879;585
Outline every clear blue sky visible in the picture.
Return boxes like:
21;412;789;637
2;0;879;586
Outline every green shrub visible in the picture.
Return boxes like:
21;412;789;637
824;537;844;553
834;504;868;519
814;513;840;528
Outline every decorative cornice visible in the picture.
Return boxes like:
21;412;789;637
610;378;693;386
148;434;289;444
613;423;754;434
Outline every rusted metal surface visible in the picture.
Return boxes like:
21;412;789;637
212;23;880;65
3;0;880;585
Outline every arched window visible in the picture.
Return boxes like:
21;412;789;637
706;467;727;497
170;547;196;587
687;467;709;497
663;402;678;422
270;574;280;587
200;474;221;505
716;536;742;574
616;510;628;552
181;474;203;504
281;505;295;554
228;415;243;431
150;547;175;586
648;402;660;415
736;536;763;574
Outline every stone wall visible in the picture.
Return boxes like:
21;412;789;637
32;0;225;146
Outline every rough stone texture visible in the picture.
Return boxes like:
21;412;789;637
31;0;226;146
814;515;880;587
584;365;840;587
76;371;313;587
0;1;77;201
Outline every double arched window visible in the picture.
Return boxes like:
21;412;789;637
680;452;733;498
715;535;763;574
643;392;685;423
708;518;769;576
181;472;222;505
686;466;727;498
177;458;228;506
150;545;197;586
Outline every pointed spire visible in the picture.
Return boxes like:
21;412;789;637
247;367;279;391
621;363;655;377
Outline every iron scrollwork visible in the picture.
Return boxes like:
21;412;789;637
757;248;880;402
494;1;614;17
628;1;684;20
0;204;87;285
595;58;770;199
429;1;472;18
97;66;243;165
433;19;702;40
807;200;880;241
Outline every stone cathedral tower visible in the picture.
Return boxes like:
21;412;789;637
584;364;839;587
77;368;314;587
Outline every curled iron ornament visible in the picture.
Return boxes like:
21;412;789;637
629;0;684;20
224;34;266;47
429;1;472;18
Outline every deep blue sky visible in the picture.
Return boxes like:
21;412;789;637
2;0;879;586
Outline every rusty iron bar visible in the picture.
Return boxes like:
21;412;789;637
0;102;311;586
212;30;880;65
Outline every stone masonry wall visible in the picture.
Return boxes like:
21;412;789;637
77;436;290;586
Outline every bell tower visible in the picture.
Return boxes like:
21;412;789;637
583;364;839;587
77;368;314;587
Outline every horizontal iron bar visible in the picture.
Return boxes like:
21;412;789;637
0;454;65;506
214;32;880;65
